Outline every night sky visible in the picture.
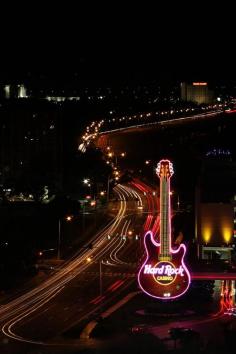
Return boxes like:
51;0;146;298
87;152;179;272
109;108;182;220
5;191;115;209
1;5;235;85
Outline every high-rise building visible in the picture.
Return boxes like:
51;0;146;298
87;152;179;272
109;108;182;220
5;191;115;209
1;84;28;99
181;82;214;104
195;153;236;260
196;202;234;260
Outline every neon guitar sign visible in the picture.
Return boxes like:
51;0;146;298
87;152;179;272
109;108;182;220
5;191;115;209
138;160;191;299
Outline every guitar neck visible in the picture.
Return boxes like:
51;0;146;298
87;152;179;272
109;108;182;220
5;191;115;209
159;177;171;258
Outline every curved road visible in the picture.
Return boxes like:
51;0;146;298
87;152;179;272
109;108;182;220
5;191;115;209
0;182;158;353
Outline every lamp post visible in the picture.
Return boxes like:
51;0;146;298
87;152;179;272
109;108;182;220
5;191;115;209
86;256;103;310
107;175;111;203
57;216;72;260
99;260;102;297
57;218;61;260
83;178;92;196
99;259;103;315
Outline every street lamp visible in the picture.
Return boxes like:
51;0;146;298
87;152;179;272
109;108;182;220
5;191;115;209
83;178;92;195
57;215;72;260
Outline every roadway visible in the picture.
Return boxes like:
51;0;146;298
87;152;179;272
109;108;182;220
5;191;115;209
0;181;158;353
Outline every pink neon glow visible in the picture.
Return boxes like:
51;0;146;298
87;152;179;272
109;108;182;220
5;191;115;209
138;160;191;300
138;231;191;300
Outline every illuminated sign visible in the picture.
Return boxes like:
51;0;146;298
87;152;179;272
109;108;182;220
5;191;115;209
138;160;191;300
144;263;184;277
192;82;207;86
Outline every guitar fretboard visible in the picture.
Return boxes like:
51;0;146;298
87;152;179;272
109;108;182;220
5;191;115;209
159;176;171;260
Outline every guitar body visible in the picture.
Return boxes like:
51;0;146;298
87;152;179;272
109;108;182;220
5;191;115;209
138;231;191;299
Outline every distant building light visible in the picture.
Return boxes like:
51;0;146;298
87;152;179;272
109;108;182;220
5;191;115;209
192;82;208;86
18;84;27;98
4;85;10;99
206;148;231;157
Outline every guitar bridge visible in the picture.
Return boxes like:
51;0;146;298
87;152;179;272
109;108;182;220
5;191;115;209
158;255;172;261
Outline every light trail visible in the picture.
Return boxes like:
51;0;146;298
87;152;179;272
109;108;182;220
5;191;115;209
0;182;145;345
100;111;222;135
0;187;127;342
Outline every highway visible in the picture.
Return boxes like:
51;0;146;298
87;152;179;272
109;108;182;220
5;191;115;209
0;181;158;353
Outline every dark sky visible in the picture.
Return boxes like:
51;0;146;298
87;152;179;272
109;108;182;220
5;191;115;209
1;5;235;85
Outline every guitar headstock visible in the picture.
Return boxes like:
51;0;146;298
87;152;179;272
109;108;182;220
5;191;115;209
156;159;174;179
